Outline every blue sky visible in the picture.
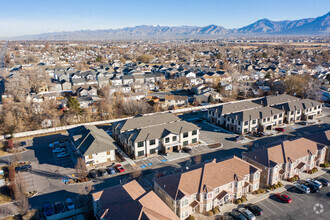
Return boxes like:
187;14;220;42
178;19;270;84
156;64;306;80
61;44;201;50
0;0;329;37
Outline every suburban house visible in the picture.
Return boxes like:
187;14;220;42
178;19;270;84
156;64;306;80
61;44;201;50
162;95;188;109
68;125;117;167
224;106;284;134
112;113;200;159
243;137;328;186
154;156;261;219
92;180;179;220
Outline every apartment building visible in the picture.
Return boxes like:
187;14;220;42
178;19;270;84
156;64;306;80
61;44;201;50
68;125;116;167
92;180;179;220
113;113;200;159
162;95;188;109
209;94;323;134
255;94;323;123
224;106;284;134
154;156;261;219
208;100;262;126
243;138;328;186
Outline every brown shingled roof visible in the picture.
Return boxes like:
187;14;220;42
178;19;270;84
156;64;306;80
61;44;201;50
155;156;260;200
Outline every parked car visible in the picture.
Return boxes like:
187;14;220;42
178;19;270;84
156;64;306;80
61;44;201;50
57;152;69;158
106;167;116;175
316;178;329;187
275;127;285;132
201;108;208;112
304;182;320;193
253;132;264;137
238;208;256;220
235;135;245;142
52;148;66;153
115;164;125;173
54;201;65;214
20;141;27;146
15;164;32;173
42;202;54;217
88;170;97;179
229;210;248;220
274;193;292;203
294;183;310;194
106;130;112;136
49;141;60;148
298;121;307;125
182;147;192;153
65;198;75;210
306;179;322;189
195;118;203;122
245;204;263;216
97;169;107;177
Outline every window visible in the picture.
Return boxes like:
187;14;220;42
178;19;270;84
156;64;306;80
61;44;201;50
192;130;197;135
263;118;266;123
252;120;256;124
279;120;282;124
215;187;219;193
255;172;259;179
183;132;188;138
88;155;92;159
192;138;197;143
150;149;156;154
244;121;248;126
183;141;188;146
231;118;234;123
165;137;170;143
208;193;213;199
238;121;241;126
279;113;283;118
267;117;270;122
172;136;177;142
150;139;155;145
107;151;110;155
244;129;248;133
138;141;144;148
138;151;144;157
181;199;188;207
274;115;277;119
297;110;301;114
291;111;294;115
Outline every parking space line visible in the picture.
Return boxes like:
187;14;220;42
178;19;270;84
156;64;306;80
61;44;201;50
154;156;162;163
286;192;304;201
258;202;276;215
264;198;284;211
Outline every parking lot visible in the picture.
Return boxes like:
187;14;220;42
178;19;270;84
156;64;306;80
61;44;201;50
255;173;330;219
50;142;75;168
135;155;167;169
18;171;36;193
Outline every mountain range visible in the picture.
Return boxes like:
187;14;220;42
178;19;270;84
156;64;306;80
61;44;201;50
11;12;330;40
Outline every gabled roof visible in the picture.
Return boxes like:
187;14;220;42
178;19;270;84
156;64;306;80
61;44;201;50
212;100;262;115
115;113;180;132
92;180;179;220
68;125;116;156
129;120;198;143
155;156;260;200
243;137;327;168
254;94;299;106
228;106;284;121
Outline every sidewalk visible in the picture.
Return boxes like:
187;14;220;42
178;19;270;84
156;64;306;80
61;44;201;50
115;144;136;167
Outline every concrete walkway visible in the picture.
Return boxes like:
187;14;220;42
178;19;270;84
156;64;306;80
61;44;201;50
115;144;136;167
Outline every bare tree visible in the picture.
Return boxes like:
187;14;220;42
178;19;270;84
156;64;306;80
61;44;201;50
75;157;88;181
14;174;30;216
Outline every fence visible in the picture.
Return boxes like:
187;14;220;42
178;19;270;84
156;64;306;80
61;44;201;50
0;97;261;140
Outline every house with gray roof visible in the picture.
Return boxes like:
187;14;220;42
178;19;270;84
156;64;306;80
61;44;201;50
68;125;117;167
113;113;200;159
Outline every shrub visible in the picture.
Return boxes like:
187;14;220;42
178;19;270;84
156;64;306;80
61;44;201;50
236;199;242;204
213;207;220;214
255;190;260;194
320;162;329;168
241;196;247;202
207;210;214;216
278;182;283;187
187;215;195;220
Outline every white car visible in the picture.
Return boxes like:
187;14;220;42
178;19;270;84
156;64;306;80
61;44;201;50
53;148;66;153
65;198;75;210
57;152;69;158
201;108;208;112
